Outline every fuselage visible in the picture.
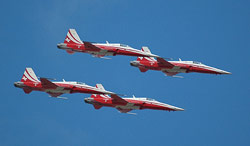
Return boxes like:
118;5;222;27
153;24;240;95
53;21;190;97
14;81;114;96
131;60;231;75
57;43;159;58
84;95;184;112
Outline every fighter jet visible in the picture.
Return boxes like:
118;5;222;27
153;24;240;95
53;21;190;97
57;29;159;58
14;68;114;99
84;94;184;114
130;47;231;77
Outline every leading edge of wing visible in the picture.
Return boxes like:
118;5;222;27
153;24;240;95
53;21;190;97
40;78;58;88
111;94;128;103
157;57;174;68
84;41;104;52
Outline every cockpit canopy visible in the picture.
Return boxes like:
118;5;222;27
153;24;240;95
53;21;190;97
184;61;202;64
193;61;202;64
120;44;130;47
146;98;156;101
77;82;85;85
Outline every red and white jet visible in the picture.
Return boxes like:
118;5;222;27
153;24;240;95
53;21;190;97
14;68;114;99
84;94;184;114
57;29;159;58
130;47;231;77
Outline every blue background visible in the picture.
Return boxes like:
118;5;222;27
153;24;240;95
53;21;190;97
1;0;249;145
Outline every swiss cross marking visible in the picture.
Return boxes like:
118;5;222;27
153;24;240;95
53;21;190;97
66;38;70;42
22;76;27;81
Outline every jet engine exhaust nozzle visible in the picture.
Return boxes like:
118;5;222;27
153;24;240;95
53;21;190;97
14;81;24;88
130;61;140;67
84;97;94;104
57;43;69;49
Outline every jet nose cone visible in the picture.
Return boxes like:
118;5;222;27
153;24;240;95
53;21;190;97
205;65;232;75
174;107;184;111
220;70;232;75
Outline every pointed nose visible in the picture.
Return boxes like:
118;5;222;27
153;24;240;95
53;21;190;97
212;67;232;75
174;107;184;111
219;70;232;75
203;65;231;75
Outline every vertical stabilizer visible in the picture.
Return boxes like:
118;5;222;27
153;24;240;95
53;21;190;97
64;29;83;44
96;84;105;90
139;47;156;61
21;68;40;83
141;46;151;54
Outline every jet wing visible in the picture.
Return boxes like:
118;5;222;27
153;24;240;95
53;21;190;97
40;78;58;88
84;42;104;52
157;58;174;68
111;94;128;104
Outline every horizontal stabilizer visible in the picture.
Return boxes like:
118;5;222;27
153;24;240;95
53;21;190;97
66;50;75;54
139;67;148;72
93;105;102;109
23;88;32;94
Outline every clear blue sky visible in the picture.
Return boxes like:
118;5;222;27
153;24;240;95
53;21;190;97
1;0;249;145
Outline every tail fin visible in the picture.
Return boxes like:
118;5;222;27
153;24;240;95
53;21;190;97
96;84;105;90
138;47;156;62
139;67;148;72
141;46;151;54
64;29;83;45
21;68;40;83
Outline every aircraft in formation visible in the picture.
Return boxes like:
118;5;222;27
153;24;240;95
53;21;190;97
14;68;184;113
14;29;231;114
130;47;231;77
84;94;184;114
57;29;159;58
14;68;114;99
